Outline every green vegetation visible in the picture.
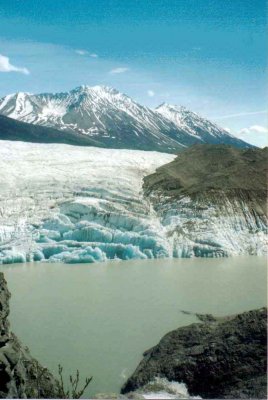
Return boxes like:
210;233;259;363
57;365;93;399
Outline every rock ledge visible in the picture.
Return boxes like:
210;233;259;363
122;308;267;399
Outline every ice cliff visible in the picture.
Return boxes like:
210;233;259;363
0;141;173;264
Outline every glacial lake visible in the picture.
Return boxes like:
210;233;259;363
0;256;267;397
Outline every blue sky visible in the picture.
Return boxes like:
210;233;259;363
0;0;267;146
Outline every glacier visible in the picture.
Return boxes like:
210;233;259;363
0;141;266;265
0;141;174;264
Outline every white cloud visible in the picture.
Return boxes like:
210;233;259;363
224;127;231;133
75;49;99;57
75;49;87;55
215;110;267;120
147;90;155;97
236;125;268;148
239;125;268;135
109;67;129;74
0;54;30;75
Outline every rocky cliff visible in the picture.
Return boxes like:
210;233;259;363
143;144;268;257
0;272;60;398
121;308;267;399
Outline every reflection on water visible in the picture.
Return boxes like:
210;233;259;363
1;256;267;397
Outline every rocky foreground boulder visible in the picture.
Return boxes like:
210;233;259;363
121;308;267;399
0;272;60;398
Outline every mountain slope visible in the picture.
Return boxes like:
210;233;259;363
156;103;247;147
143;144;267;257
144;144;267;195
0;114;104;147
0;86;251;153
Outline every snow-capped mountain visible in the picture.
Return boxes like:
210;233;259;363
156;103;231;142
0;85;251;153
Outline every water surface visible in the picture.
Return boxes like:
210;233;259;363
1;257;266;397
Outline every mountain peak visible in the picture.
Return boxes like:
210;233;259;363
72;85;120;96
156;103;194;129
92;85;120;94
16;91;32;97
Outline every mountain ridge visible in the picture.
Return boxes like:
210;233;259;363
0;85;252;153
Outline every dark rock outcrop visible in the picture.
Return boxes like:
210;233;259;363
0;272;60;398
121;308;267;399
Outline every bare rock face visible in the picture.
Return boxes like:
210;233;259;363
0;272;60;398
121;308;267;399
0;273;10;342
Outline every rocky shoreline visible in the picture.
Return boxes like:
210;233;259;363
0;272;60;398
121;308;267;399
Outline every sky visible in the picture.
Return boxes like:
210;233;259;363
0;0;267;146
